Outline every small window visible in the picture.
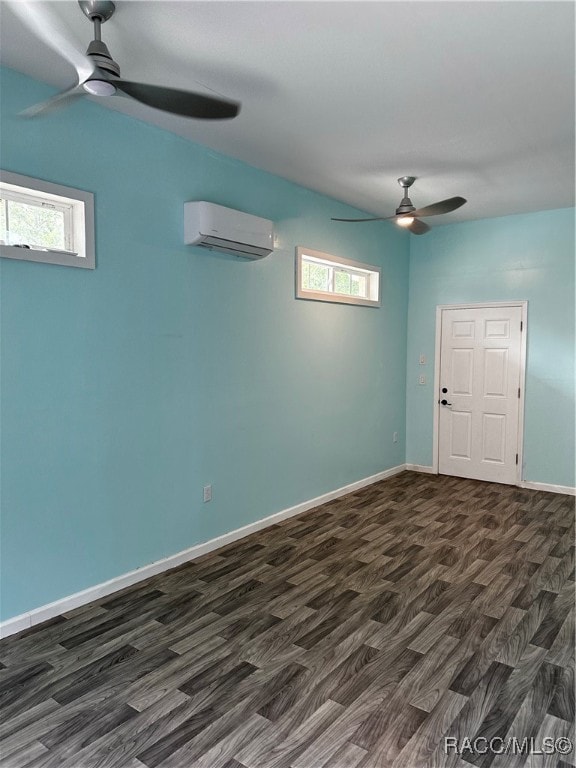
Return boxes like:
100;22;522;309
296;246;380;307
0;171;95;269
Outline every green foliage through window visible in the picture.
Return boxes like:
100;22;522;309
0;198;67;250
302;258;372;299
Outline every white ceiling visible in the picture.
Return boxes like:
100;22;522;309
1;1;574;223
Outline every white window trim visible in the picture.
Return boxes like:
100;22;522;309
295;246;381;307
0;170;95;269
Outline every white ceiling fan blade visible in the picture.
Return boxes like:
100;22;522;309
20;86;85;118
7;0;94;84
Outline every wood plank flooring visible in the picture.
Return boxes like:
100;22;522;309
0;472;574;768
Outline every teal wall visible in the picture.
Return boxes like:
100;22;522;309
1;67;574;623
0;68;410;620
406;208;575;486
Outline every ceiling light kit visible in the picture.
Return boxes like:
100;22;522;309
332;176;467;235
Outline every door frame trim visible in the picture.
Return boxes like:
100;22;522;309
432;301;528;483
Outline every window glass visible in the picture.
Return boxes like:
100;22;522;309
296;247;380;307
1;198;68;250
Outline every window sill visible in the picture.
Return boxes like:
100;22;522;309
1;244;92;269
296;288;381;308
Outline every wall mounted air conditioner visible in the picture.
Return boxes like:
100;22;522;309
184;201;274;260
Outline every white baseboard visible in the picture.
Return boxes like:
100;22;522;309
518;480;576;496
405;465;575;496
405;464;436;474
0;464;406;639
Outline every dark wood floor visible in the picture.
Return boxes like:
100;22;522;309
1;472;574;768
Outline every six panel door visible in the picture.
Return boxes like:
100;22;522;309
438;306;523;484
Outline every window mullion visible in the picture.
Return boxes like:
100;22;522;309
63;205;73;251
4;200;10;243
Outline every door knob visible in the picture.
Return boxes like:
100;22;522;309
440;399;452;406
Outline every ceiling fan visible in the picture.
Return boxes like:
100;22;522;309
12;0;240;120
332;177;467;235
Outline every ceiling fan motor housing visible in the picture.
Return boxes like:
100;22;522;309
396;198;416;215
86;39;120;76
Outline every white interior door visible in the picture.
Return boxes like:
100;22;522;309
438;305;524;484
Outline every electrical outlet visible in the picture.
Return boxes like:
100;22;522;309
203;485;212;503
393;432;398;443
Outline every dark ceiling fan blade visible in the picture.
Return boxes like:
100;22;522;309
20;86;85;118
407;218;430;235
411;196;467;218
114;80;240;120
